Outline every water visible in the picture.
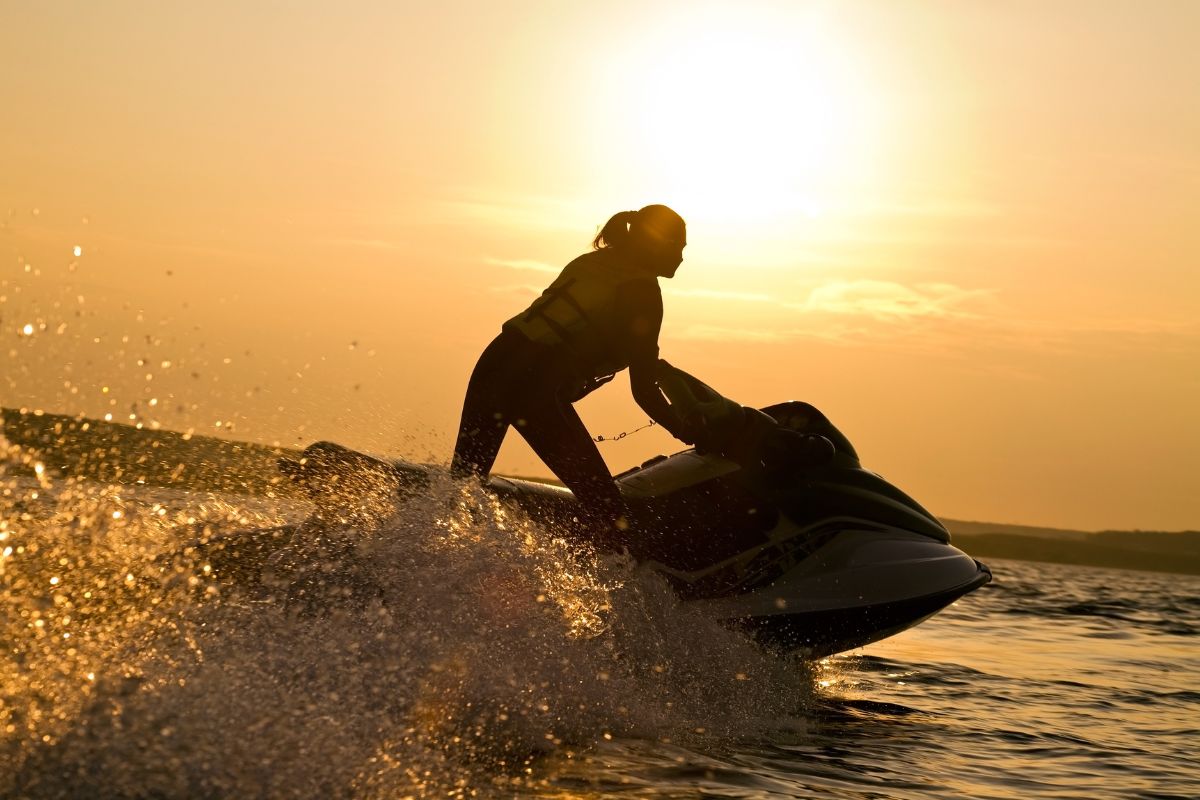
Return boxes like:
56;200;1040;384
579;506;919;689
543;562;1198;799
2;470;1197;799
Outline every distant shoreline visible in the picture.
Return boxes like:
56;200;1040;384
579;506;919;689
4;407;1197;576
944;528;1200;577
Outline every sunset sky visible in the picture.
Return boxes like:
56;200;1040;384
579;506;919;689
3;1;1197;531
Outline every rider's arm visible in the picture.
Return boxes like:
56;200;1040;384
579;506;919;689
619;283;690;442
630;358;689;443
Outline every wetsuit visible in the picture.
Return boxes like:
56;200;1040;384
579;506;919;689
451;249;675;533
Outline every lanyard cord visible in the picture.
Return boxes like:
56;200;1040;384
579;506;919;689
593;420;656;443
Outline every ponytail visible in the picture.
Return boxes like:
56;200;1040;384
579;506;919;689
592;210;638;250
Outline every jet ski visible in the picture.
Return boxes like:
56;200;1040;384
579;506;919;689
190;364;991;658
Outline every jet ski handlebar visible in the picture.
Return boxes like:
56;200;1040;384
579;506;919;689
656;360;835;470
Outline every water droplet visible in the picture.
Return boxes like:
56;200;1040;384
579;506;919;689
21;323;34;336
73;245;83;257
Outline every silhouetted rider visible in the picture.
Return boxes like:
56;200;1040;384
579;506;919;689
451;205;694;543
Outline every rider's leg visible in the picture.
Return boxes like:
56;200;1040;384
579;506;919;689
450;332;523;479
514;392;631;547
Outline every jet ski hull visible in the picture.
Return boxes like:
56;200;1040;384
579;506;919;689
718;557;992;657
644;516;992;657
194;396;993;658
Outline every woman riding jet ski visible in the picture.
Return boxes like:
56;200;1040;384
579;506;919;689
451;204;696;545
195;207;991;656
450;204;834;548
267;367;989;657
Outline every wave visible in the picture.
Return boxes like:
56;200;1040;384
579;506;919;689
1;471;816;797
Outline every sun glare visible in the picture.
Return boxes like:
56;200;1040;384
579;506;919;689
595;6;883;228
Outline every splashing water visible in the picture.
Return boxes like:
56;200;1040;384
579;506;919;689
0;442;816;797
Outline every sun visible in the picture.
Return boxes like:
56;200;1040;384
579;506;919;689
589;5;884;229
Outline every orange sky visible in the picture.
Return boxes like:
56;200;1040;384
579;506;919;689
3;1;1198;531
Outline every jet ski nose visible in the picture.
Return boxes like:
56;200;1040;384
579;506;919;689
975;559;993;583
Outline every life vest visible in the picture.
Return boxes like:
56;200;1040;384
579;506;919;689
503;250;658;378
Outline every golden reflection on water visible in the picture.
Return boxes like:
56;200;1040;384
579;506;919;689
1;427;819;795
0;435;291;755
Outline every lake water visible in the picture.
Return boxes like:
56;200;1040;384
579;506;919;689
1;477;1196;798
541;559;1199;799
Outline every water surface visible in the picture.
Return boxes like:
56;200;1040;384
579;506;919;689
1;475;1195;798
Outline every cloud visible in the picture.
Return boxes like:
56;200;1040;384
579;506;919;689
669;276;1200;369
798;279;990;320
483;257;560;274
313;238;407;251
666;279;992;321
487;283;544;297
673;324;790;343
853;200;1007;219
967;316;1200;357
439;191;599;233
666;279;995;351
665;287;775;303
798;311;1200;362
